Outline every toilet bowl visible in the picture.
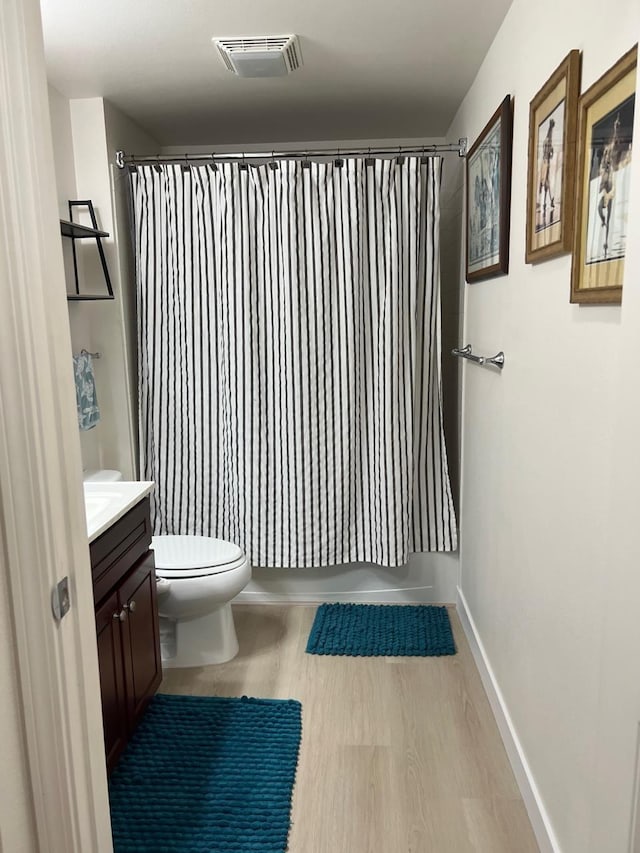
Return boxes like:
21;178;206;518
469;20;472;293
152;534;251;668
83;471;251;668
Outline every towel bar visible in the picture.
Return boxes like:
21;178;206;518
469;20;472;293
452;344;504;370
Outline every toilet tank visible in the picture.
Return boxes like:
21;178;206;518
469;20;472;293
82;469;124;483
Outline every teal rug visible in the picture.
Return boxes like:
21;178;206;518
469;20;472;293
109;693;302;853
306;603;456;657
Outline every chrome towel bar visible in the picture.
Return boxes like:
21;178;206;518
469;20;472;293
452;344;504;370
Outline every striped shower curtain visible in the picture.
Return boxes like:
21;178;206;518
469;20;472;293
130;157;457;567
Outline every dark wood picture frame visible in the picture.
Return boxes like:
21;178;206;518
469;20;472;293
465;95;513;283
525;50;581;263
570;45;637;304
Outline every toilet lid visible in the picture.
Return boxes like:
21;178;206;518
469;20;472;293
151;535;245;576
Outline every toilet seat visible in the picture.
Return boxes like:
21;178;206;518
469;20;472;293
151;535;247;579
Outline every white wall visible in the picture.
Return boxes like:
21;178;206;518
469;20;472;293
48;91;159;479
69;98;137;478
448;0;640;849
48;84;77;220
103;100;160;472
48;85;101;470
161;136;446;155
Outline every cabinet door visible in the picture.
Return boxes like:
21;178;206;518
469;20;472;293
95;590;128;772
119;552;162;730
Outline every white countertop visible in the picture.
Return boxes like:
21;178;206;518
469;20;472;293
84;481;154;542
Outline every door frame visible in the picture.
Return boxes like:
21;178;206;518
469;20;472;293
0;0;113;850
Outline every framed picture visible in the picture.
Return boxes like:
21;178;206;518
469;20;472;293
465;95;513;283
526;51;581;263
570;45;637;304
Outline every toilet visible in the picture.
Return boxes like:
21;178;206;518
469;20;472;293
83;470;251;668
152;534;251;668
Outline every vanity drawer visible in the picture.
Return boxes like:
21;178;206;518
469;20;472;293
91;498;152;604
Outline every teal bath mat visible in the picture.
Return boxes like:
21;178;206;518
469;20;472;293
306;603;456;657
109;693;302;852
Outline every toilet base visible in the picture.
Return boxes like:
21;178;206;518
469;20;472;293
159;603;239;668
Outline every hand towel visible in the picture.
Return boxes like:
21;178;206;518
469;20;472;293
73;352;100;430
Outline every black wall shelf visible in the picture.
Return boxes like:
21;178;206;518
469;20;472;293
62;200;114;301
60;219;109;240
67;294;115;302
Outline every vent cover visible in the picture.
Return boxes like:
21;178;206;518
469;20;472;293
213;35;302;77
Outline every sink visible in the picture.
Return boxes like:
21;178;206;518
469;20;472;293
84;492;113;525
83;481;154;542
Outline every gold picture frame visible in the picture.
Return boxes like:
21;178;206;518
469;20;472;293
570;45;637;304
525;51;581;263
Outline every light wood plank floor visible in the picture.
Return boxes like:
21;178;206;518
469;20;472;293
161;605;539;853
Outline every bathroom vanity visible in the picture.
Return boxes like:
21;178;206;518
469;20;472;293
86;482;161;772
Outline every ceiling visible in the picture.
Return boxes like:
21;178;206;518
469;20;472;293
40;0;513;147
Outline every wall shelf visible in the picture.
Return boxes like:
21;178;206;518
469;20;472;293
62;200;114;301
60;219;109;240
67;294;115;302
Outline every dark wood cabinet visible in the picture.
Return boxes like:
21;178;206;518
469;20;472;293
91;497;162;772
95;589;128;769
120;553;161;725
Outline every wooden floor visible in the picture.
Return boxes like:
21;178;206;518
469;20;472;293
161;605;539;853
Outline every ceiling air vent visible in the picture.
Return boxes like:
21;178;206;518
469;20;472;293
213;35;302;78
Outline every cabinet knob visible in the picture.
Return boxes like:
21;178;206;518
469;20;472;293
113;609;127;622
125;600;137;613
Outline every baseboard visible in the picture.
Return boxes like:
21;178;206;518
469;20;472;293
456;586;561;853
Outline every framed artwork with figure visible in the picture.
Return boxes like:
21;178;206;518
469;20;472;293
465;95;513;283
570;45;637;304
525;50;581;263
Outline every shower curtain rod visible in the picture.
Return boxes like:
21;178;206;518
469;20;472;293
115;139;468;169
